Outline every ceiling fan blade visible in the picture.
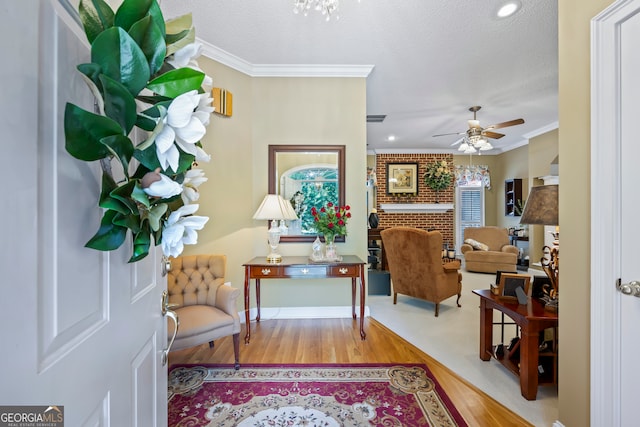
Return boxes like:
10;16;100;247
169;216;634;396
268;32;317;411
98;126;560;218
485;118;525;130
483;131;505;139
450;137;464;146
433;131;465;137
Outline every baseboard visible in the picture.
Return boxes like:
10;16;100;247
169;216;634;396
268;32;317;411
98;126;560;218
240;306;371;323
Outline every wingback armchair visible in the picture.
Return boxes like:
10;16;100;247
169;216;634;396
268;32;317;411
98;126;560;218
167;254;241;369
380;227;462;317
460;226;519;274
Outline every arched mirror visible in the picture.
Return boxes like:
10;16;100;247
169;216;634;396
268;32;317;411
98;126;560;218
269;145;346;242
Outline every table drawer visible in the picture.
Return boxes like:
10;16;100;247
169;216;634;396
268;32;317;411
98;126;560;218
328;265;359;277
249;266;283;278
283;266;327;277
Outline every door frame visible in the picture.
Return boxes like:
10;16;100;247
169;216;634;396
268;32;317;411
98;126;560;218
590;0;636;424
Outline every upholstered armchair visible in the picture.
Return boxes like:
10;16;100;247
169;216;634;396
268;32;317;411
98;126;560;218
460;226;519;274
167;254;241;369
380;227;462;317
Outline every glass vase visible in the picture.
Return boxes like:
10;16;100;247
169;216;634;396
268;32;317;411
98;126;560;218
324;234;338;261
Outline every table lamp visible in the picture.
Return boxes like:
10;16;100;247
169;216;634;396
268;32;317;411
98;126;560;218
519;184;559;311
279;197;299;235
253;195;297;263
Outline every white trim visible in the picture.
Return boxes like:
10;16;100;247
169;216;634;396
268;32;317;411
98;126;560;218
522;121;559;139
199;38;374;78
590;1;636;425
241;306;371;323
380;203;453;213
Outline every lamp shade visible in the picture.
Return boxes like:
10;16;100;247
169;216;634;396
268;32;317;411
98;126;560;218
520;184;558;226
253;195;297;220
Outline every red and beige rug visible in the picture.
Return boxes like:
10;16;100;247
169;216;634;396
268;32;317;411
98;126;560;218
168;363;467;427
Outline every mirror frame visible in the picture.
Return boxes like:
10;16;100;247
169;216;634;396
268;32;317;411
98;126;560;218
268;144;346;242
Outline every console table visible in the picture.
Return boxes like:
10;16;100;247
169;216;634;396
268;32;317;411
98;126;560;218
472;289;558;400
243;256;367;344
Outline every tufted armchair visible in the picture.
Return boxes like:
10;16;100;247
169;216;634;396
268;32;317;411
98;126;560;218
460;226;519;274
381;227;462;317
167;254;241;369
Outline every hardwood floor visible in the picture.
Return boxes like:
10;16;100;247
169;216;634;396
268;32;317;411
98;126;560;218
169;317;534;427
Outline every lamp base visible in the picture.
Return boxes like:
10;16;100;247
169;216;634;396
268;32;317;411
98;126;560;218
266;252;282;264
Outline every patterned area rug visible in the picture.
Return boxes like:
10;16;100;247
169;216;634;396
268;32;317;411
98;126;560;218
168;364;468;427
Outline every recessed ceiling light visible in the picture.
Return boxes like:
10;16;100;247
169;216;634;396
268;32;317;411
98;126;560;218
497;1;521;18
387;135;396;142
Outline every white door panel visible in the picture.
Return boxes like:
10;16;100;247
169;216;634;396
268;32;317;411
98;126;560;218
0;1;166;425
592;1;640;425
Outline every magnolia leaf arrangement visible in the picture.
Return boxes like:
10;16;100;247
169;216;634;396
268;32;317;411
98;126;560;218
423;160;453;192
65;0;214;262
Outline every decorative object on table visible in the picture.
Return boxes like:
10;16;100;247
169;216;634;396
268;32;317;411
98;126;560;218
496;272;531;302
368;208;379;228
63;0;213;262
520;184;559;311
311;202;351;261
310;236;323;261
253;195;298;263
168;364;468;427
423;160;452;202
386;163;419;195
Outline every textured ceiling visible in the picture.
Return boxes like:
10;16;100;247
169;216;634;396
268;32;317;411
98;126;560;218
160;0;558;154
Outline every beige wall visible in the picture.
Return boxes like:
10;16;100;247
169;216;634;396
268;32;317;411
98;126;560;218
188;59;368;309
559;0;613;425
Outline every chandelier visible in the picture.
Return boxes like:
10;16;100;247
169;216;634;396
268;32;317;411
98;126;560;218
293;0;340;20
458;128;494;154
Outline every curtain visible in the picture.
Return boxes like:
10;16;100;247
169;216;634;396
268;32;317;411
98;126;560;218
454;165;491;189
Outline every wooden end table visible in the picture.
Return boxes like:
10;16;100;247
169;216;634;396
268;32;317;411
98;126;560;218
472;289;558;400
243;256;367;344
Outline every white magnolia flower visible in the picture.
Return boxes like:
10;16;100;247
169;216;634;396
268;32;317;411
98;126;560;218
167;42;213;88
161;204;209;258
142;173;183;198
154;90;210;172
181;169;208;205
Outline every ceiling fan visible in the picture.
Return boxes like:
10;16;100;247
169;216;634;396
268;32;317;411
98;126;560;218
433;106;524;153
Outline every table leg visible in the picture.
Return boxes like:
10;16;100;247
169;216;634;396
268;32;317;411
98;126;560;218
244;266;251;344
359;266;366;340
520;329;540;400
351;277;356;319
255;279;261;322
479;299;492;361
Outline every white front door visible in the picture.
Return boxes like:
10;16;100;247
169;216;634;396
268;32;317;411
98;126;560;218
591;1;640;425
0;1;167;425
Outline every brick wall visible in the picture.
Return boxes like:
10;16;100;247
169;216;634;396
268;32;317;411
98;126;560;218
375;153;455;246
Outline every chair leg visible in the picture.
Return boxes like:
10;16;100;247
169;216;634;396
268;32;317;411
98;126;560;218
393;292;398;304
232;333;240;370
435;303;439;317
456;293;462;307
208;341;214;349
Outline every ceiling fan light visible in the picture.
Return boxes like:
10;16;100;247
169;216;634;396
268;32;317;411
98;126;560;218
480;142;494;151
458;142;470;152
464;146;477;154
468;119;481;128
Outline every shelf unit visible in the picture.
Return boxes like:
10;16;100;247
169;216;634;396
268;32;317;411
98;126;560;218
504;179;523;216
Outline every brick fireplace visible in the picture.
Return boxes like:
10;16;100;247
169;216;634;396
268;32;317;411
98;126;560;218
374;153;455;246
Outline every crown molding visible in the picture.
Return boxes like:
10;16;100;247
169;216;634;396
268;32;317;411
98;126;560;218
199;38;373;78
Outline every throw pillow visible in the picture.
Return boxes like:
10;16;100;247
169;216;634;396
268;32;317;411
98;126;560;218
464;238;489;251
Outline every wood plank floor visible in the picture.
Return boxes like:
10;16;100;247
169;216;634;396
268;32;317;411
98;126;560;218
169;317;534;427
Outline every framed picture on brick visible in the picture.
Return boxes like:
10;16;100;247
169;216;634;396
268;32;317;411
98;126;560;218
386;163;419;195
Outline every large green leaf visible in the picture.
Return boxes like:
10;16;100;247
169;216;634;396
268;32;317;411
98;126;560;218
147;203;168;231
85;209;128;251
91;27;150;95
99;173;129;214
100;74;137;133
131;183;150;208
114;0;165;38
79;0;114;44
129;15;166;76
165;13;192;36
100;134;134;178
112;211;142;233
64;103;123;161
147;68;204;98
165;27;195;57
110;180;138;214
129;229;152;262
